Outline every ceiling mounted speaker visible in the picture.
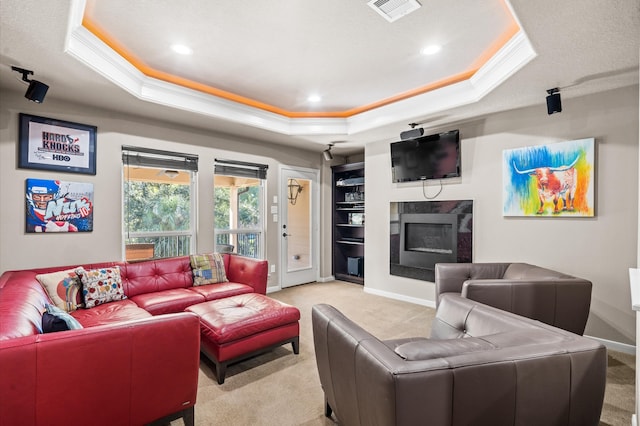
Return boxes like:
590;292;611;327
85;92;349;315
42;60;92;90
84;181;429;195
11;66;49;103
546;88;562;115
25;80;49;103
400;127;424;140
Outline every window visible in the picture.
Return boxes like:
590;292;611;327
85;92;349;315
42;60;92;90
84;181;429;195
214;159;267;259
122;146;198;261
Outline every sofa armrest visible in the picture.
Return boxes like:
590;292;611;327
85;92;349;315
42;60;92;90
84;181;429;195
0;312;200;426
226;255;268;294
461;278;592;335
435;263;511;306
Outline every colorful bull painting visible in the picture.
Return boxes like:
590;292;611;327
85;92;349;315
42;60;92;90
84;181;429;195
503;138;594;217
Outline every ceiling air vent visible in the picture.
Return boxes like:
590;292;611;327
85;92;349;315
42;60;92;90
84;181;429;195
367;0;421;23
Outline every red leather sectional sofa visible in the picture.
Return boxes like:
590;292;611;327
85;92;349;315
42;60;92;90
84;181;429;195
0;254;268;426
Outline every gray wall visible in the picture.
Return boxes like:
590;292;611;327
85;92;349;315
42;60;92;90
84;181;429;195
0;90;330;289
1;85;638;346
364;85;639;345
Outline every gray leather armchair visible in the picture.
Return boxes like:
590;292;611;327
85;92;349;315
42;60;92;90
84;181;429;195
312;295;606;426
435;262;592;335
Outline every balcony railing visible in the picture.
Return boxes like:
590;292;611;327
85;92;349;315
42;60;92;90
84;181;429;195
125;231;261;261
215;231;261;259
125;233;191;261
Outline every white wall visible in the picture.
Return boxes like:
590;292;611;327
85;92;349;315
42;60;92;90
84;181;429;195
365;85;639;345
0;90;327;290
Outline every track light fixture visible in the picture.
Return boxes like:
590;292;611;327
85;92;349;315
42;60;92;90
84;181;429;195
546;87;562;115
11;66;49;103
323;143;334;161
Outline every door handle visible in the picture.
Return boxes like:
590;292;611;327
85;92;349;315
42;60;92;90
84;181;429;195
282;232;292;237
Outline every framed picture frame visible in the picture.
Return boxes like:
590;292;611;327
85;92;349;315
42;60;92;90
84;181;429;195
502;138;595;217
25;178;94;233
18;113;97;175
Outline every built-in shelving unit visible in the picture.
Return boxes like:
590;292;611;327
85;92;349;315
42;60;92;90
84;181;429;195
331;162;365;284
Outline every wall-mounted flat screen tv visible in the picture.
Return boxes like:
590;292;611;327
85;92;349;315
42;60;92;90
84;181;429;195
390;129;460;183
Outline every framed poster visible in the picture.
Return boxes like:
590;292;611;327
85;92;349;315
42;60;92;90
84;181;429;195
18;113;97;175
26;178;94;232
503;138;595;217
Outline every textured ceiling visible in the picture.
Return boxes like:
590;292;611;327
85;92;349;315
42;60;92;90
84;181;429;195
83;0;517;116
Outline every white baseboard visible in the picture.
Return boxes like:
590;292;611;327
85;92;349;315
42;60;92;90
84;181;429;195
585;335;636;355
363;286;437;309
316;275;335;283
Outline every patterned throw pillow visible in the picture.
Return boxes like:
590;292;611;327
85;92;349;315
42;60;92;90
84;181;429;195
42;303;83;332
36;268;84;312
75;266;127;308
190;253;228;286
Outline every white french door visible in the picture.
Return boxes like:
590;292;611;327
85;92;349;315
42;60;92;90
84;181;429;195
279;166;319;288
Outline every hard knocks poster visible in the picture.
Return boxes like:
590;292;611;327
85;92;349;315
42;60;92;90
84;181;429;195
26;179;94;232
18;114;97;175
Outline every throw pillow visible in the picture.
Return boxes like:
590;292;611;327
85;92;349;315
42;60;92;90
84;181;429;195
75;266;127;308
36;268;84;312
190;253;228;286
42;303;83;332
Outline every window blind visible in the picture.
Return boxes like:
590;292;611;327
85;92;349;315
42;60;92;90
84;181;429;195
214;158;268;179
122;145;198;171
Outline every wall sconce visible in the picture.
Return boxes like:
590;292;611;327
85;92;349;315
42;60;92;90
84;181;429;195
288;179;303;205
11;66;49;103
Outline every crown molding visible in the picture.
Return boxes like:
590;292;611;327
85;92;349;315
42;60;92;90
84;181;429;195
64;0;535;139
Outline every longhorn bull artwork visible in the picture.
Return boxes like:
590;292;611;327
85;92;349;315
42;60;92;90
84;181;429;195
503;138;595;217
513;157;578;214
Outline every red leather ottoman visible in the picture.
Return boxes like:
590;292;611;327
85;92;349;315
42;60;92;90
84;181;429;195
185;293;300;384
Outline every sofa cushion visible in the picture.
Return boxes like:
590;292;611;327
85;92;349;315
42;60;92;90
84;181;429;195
43;304;83;332
190;253;228;285
36;268;84;312
76;266;127;308
71;300;151;327
188;282;254;301
119;257;193;297
129;289;206;315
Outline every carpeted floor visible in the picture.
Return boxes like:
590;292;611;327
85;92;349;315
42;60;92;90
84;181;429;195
172;281;635;426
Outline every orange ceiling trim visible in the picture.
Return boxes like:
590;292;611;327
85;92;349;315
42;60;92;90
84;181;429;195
82;5;520;120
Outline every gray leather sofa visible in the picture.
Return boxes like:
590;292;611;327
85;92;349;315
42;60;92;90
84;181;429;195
435;262;592;335
312;294;606;426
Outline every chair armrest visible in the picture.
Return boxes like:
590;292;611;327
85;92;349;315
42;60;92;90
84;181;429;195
434;263;510;306
226;255;268;294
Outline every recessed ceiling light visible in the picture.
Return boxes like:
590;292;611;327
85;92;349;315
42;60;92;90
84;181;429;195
421;45;442;55
307;94;322;103
171;44;193;55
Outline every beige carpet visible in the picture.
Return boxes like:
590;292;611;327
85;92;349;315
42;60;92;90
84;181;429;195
172;281;635;426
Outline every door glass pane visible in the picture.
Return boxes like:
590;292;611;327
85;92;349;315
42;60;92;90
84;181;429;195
287;178;311;272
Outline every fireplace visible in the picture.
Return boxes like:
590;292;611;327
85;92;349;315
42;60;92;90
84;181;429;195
390;200;472;282
399;213;458;268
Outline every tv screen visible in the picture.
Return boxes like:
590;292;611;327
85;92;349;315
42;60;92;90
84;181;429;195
390;130;460;183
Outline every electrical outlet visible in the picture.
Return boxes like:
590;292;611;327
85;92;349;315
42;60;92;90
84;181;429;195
270;264;276;273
